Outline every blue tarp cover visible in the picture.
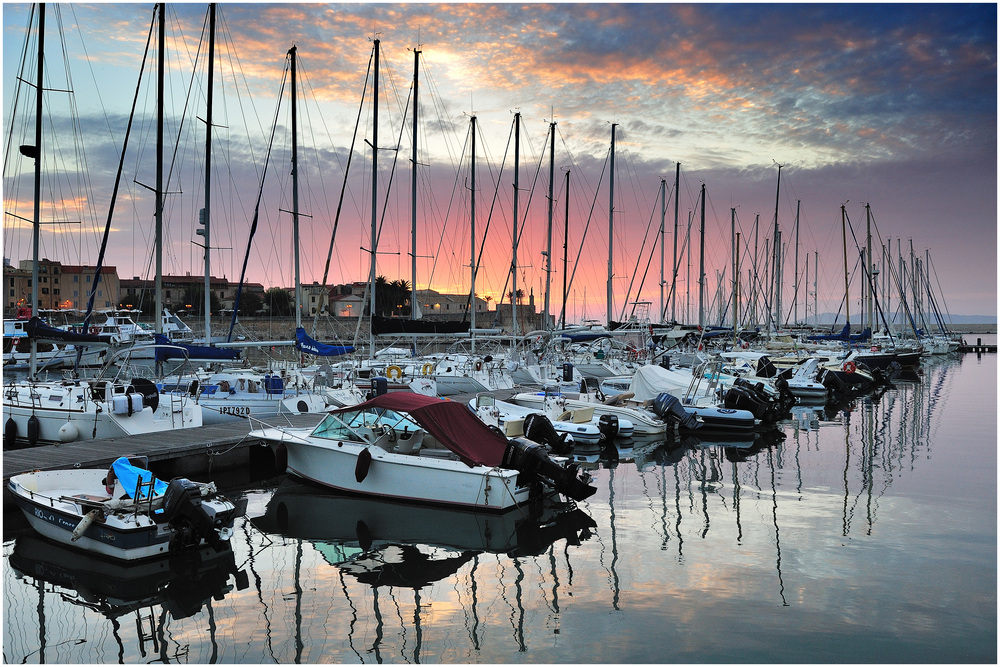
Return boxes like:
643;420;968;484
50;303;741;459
295;327;355;357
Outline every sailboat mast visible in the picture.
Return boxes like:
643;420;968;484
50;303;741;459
155;2;164;334
671;162;680;323
470;114;477;348
607;123;616;326
793;199;800;326
659;178;665;325
369;38;380;354
841;204;849;328
561;168;569;329
411;47;420;321
698;182;705;328
544;121;555;329
290;45;302;331
865;202;872;335
772;163;782;332
29;3;44;377
512;111;520;336
202;3;216;345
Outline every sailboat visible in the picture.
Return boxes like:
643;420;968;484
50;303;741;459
2;4;204;448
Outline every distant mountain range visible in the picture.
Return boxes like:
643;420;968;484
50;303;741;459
808;313;996;326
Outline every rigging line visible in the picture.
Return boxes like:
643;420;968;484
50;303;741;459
373;86;412;257
78;5;155;355
473;119;514;306
316;47;373;326
621;179;670;322
512;121;552;263
2;4;34;182
227;58;287;342
425;120;470;291
563;146;610;318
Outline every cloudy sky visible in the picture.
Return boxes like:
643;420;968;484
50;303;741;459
3;2;996;322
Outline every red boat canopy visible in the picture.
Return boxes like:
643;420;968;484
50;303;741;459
329;392;509;468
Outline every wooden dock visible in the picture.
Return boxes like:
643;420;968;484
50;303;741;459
2;413;324;483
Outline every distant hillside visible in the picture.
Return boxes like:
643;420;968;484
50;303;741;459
810;313;996;326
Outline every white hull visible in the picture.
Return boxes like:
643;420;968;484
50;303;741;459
511;392;667;435
2;380;202;446
257;426;531;510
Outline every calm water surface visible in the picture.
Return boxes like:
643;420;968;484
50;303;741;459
3;348;996;663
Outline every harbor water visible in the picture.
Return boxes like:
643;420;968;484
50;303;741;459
3;346;996;663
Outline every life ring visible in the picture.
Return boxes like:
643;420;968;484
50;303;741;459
422;363;434;376
741;341;749;349
843;361;857;373
386;365;403;380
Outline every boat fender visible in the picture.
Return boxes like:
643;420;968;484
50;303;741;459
273;443;288;473
355;447;373;483
356;519;373;551
104;465;117;495
26;415;40;447
3;417;17;450
58;422;79;443
843;361;857;373
71;509;99;542
475;360;483;371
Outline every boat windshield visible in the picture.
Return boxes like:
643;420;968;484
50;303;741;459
310;408;421;441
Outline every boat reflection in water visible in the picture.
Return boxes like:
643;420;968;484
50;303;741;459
9;534;248;661
252;478;597;585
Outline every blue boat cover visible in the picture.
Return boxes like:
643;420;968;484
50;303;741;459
111;456;168;499
153;334;241;362
295;327;355;357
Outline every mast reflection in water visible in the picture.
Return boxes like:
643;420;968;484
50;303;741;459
3;353;995;663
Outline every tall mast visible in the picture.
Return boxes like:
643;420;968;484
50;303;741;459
658;178;665;324
511;111;520;336
731;207;737;342
28;3;45;377
470;114;477;349
793;199;800;326
561;168;569;329
155;2;164;334
369;38;380;354
201;3;216;344
607;123;617;326
772;163;782;332
865;202;873;334
698;182;706;328
410;47;420;321
841;205;850;328
290;45;302;331
673;162;681;323
544;120;555;330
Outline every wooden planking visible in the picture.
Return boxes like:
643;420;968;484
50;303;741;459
3;413;324;481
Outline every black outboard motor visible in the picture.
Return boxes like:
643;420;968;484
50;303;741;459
722;379;774;422
502;437;597;501
650;392;701;430
597;413;621;441
756;356;778;378
523;413;574;455
162;478;235;550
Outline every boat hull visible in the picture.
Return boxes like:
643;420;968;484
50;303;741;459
260;428;531;510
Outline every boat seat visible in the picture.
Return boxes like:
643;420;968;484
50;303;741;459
393;427;424;454
570;406;595;423
604;391;634;406
503;418;525;437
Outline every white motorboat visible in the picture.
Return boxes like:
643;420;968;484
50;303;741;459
510;389;668;436
249;392;597;511
470;392;633;446
7;456;246;561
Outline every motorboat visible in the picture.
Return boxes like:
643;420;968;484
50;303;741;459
7;456;247;561
249;392;597;511
510;388;669;436
470;392;633;448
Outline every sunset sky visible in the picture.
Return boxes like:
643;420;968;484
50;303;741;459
3;2;996;323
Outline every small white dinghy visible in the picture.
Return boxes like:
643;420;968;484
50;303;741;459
7;456;247;561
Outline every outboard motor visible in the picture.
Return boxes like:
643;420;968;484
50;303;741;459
372;377;388;397
562;362;574;382
651;392;701;430
756;356;778;378
523;413;573;455
723;378;786;423
597;413;620;441
502;437;596;501
161;478;235;550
